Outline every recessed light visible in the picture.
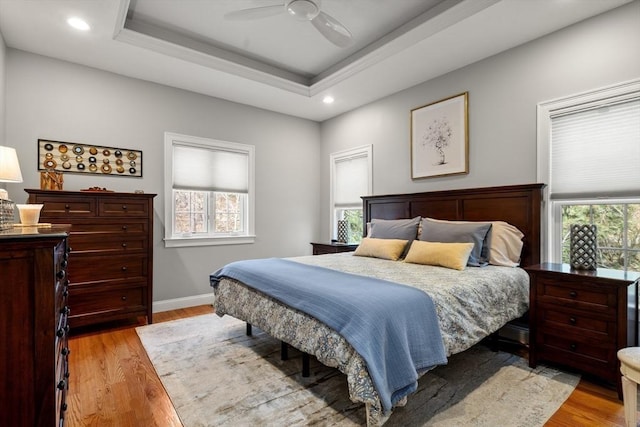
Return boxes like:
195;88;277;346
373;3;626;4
323;96;334;104
67;17;90;31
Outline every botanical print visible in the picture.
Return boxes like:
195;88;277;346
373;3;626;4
411;93;468;179
423;116;453;165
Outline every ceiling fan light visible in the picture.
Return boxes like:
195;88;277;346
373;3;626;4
286;0;320;21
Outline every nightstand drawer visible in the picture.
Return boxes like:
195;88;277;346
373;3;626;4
539;307;612;336
537;278;616;313
541;333;611;363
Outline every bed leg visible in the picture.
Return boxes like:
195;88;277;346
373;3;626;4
281;341;289;360
246;323;252;336
302;352;310;377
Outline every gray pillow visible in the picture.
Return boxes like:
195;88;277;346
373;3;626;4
370;217;421;241
419;218;492;266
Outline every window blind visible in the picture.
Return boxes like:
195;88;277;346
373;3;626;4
334;154;368;207
550;98;640;199
173;144;249;192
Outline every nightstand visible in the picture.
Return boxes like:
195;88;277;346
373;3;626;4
311;242;358;255
526;263;640;396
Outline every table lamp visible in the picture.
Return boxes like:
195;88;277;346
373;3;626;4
0;146;23;229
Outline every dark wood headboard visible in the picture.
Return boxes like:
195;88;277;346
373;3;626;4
362;183;545;267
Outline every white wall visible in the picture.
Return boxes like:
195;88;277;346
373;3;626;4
318;1;640;242
5;51;321;303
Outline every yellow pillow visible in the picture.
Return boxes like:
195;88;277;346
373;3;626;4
353;237;408;261
404;240;474;270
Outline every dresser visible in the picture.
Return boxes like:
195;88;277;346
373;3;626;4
0;225;70;426
311;242;358;255
526;263;640;395
26;189;156;328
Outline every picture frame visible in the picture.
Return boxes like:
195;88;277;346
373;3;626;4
410;92;469;179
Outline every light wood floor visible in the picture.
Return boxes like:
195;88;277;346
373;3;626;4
66;305;627;426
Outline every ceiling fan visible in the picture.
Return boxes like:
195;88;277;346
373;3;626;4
224;0;353;48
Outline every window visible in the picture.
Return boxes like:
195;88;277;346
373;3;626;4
164;132;255;247
330;145;372;244
538;79;640;270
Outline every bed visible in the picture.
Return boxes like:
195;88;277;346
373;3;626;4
211;183;544;426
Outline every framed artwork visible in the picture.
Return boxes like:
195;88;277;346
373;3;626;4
410;92;468;179
38;139;143;177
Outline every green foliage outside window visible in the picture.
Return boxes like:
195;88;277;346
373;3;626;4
562;203;640;271
342;209;363;244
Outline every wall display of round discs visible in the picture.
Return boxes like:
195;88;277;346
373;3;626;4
38;139;143;177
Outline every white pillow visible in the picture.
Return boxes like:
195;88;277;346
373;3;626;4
423;218;524;267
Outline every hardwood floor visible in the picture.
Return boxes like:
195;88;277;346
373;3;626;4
66;305;627;426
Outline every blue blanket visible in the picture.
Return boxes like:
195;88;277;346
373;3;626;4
210;258;447;413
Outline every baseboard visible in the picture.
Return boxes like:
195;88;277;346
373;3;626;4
153;293;214;313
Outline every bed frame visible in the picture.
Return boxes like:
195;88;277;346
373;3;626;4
362;183;545;267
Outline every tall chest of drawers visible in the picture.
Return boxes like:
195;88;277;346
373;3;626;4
526;263;640;395
0;226;70;426
26;189;156;328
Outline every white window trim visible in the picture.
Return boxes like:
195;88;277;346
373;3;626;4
536;78;640;262
329;145;373;241
163;132;256;248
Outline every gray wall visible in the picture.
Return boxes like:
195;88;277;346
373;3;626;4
5;51;321;302
0;31;6;148
319;1;640;241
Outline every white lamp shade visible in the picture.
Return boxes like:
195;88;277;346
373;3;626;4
0;146;24;182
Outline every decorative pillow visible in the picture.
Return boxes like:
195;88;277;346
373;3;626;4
404;241;474;270
353;237;408;261
370;216;421;240
419;218;492;266
423;218;524;267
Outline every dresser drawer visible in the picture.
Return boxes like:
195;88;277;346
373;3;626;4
69;285;145;316
70;221;148;235
99;198;149;217
39;196;96;217
69;234;148;253
68;254;148;283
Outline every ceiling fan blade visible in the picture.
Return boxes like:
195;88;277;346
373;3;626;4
224;5;283;21
311;11;352;47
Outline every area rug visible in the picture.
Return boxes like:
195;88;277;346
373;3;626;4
136;313;579;427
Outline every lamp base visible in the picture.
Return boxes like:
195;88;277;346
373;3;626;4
0;198;15;230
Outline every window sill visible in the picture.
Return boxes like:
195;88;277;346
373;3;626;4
164;234;256;248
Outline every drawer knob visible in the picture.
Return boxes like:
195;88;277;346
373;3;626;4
62;403;68;412
57;380;66;390
64;204;70;210
569;317;576;325
63;289;69;298
57;270;66;280
60;306;70;315
61;347;70;356
569;291;577;298
570;343;577;351
122;242;127;248
121;266;128;271
121;296;127;301
61;260;68;268
56;328;65;338
122;225;128;231
122;205;128;210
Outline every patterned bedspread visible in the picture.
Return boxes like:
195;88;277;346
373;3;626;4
212;252;529;425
